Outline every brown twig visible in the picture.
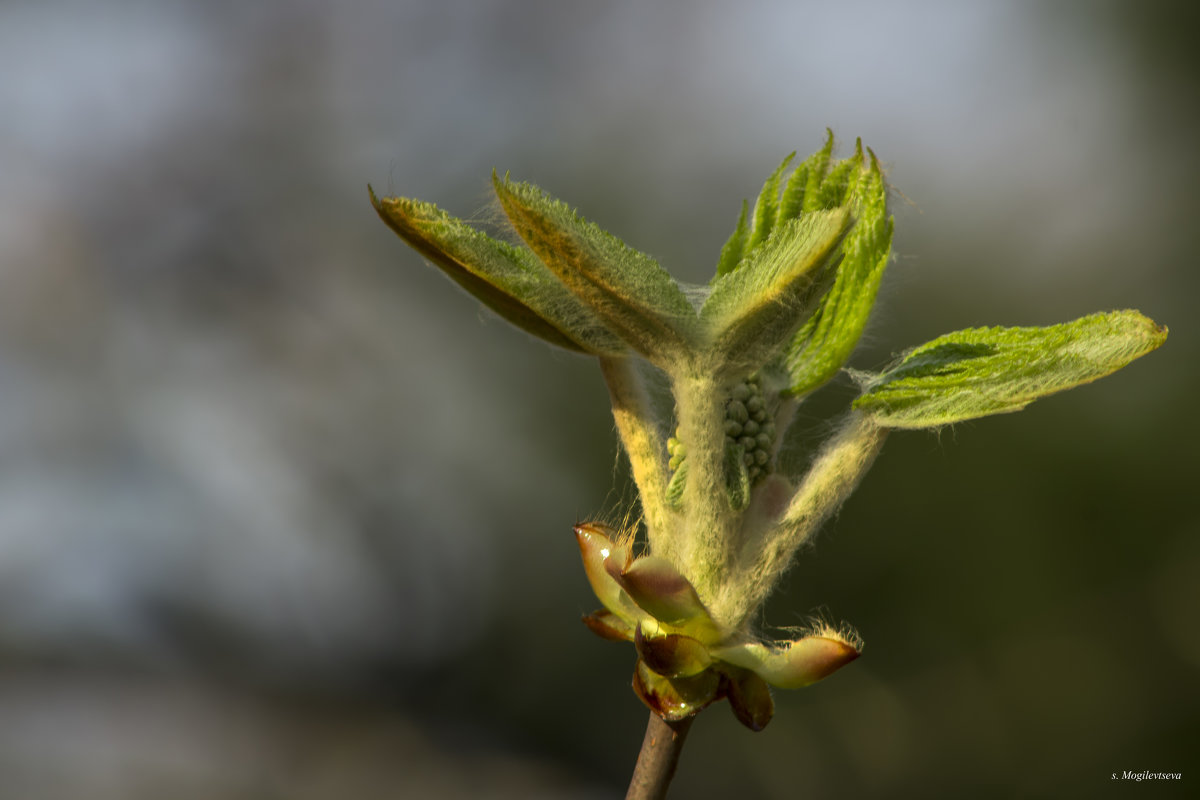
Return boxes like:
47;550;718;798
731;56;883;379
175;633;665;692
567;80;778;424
625;712;695;800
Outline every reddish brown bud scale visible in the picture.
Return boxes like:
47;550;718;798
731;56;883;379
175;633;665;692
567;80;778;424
582;610;633;642
723;669;774;732
634;625;713;678
632;660;723;722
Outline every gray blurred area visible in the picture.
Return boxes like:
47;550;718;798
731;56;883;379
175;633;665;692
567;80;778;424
1;1;1196;797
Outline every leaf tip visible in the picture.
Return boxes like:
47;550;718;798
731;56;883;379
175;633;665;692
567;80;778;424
866;146;882;172
490;168;513;194
1150;320;1169;344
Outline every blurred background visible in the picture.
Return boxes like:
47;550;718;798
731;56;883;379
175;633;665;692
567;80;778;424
1;0;1196;797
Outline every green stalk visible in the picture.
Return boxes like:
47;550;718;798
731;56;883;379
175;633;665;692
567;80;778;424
600;356;675;558
727;411;887;624
671;371;736;610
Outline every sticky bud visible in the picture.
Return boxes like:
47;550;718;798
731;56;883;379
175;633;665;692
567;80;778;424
635;625;713;678
632;660;722;721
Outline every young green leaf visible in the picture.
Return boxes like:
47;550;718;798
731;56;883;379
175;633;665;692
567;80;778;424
776;163;809;229
724;441;751;512
371;189;626;355
711;132;863;315
665;460;687;509
745;152;795;254
798;130;835;215
853;310;1168;428
785;152;892;396
715;199;750;278
716;132;839;282
813;138;865;210
700;208;851;378
493;174;698;367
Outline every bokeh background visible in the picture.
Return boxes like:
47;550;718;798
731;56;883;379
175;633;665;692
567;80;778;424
1;1;1196;797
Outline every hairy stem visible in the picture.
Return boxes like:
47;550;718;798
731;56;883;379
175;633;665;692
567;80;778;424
600;357;673;556
625;712;695;800
672;372;735;602
725;411;887;623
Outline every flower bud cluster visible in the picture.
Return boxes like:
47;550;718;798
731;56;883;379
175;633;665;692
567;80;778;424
723;377;776;484
667;376;776;499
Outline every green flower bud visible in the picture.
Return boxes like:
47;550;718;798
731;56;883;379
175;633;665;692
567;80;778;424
666;378;778;508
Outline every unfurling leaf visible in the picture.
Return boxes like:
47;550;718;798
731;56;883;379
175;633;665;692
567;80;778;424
786;149;892;396
700;208;850;377
714;130;840;281
370;189;625;355
770;129;838;224
853;310;1168;428
715;199;750;279
713;130;843;284
665;459;687;509
813;138;865;210
746;152;796;254
493;175;698;366
724;441;751;512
